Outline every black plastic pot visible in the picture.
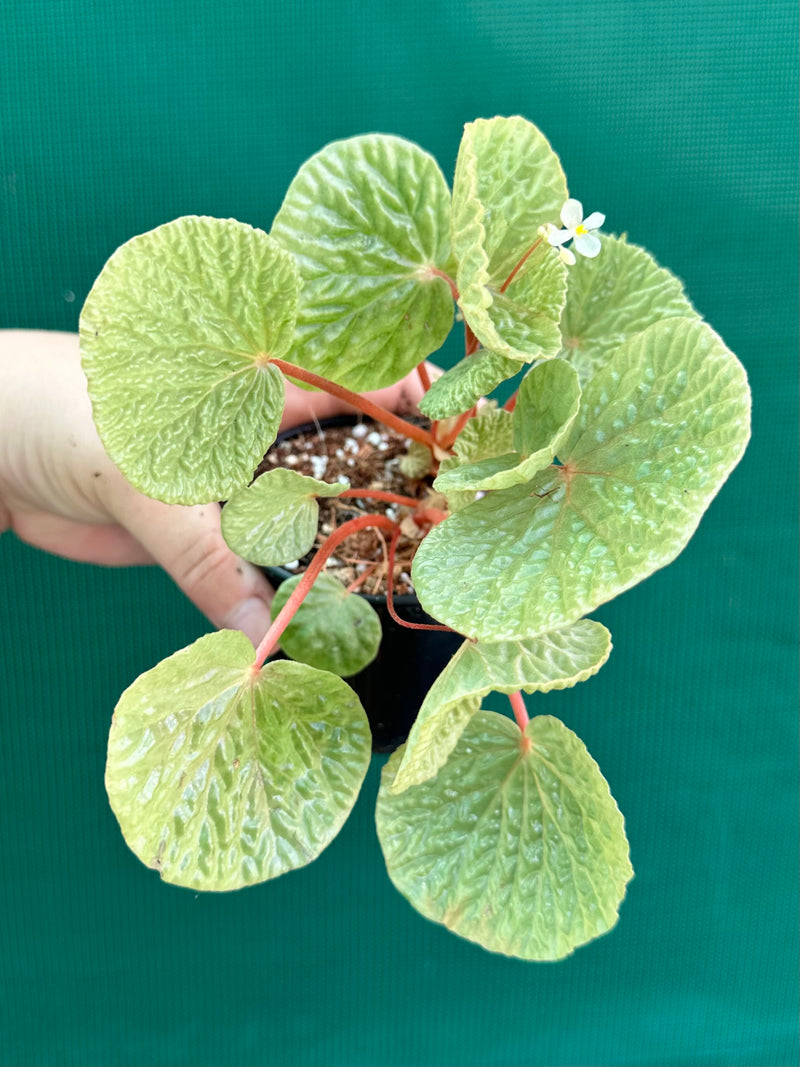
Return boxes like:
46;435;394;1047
260;416;462;753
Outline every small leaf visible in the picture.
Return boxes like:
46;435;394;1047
452;117;568;362
398;440;434;479
272;573;382;677
453;406;515;461
220;468;343;566
434;360;581;494
418;349;521;419
271;134;454;392
106;631;371;891
376;711;633;960
559;234;698;383
80;216;295;504
392;619;612;792
414;317;751;640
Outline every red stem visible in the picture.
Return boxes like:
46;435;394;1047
339;488;422;509
416;361;432;393
428;267;459;301
252;513;398;669
508;690;529;731
438;407;475;450
268;357;437;451
503;391;518;413
465;323;480;356
385;525;455;633
500;237;542;294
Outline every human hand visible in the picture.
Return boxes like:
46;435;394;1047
0;330;430;645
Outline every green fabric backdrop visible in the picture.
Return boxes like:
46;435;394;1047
1;1;797;1064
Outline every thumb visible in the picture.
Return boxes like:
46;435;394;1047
107;490;273;648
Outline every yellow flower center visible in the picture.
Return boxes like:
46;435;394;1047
575;224;588;235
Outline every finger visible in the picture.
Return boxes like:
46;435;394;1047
106;492;273;647
8;508;156;565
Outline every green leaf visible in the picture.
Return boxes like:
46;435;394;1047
414;317;751;640
393;619;612;792
452;406;515;460
106;631;371;891
80;216;295;504
376;711;633;960
220;468;343;566
418;349;521;419
434;360;581;494
559;234;698;383
272;573;382;677
398;440;435;479
271;134;454;392
452;117;568;362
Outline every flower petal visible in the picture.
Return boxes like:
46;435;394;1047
581;211;605;231
560;199;583;229
558;246;577;266
574;232;602;258
547;228;573;247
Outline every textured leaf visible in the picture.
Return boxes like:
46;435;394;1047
453;406;515;460
221;468;343;566
559;234;698;383
418;349;521;419
377;711;633;960
393;619;612;792
434;360;581;494
452;117;568;362
80;216;294;503
271;134;454;391
106;631;370;891
272;573;382;677
414;317;751;640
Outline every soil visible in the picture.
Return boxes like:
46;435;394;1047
255;421;443;596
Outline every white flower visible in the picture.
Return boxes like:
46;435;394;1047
546;199;605;261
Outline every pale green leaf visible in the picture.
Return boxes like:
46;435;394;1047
452;117;568;362
452;406;515;460
272;573;382;677
414;317;751;640
106;631;371;891
80;216;295;503
393;619;612;792
434;360;581;494
559;234;698;383
398;440;434;479
271;134;454;391
220;468;343;566
377;711;633;960
418;349;521;419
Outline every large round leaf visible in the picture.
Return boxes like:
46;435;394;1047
271;134;454;391
272;572;382;676
558;234;698;384
106;631;371;891
413;317;751;640
377;711;633;960
80;216;293;503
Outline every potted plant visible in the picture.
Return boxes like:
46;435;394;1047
79;115;751;961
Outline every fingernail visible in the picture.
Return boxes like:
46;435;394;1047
222;596;272;647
